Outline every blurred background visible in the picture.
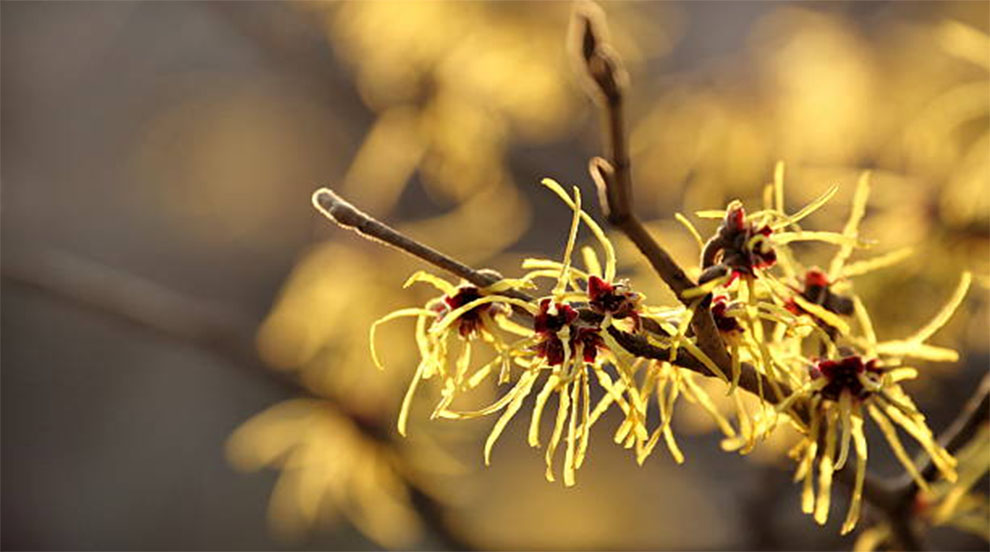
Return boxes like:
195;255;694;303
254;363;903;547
2;1;987;550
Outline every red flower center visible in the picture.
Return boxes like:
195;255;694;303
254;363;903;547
811;355;882;400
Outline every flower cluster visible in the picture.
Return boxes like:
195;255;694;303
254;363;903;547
371;168;972;535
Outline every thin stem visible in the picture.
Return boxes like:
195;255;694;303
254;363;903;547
579;20;738;390
313;188;529;302
606;326;788;400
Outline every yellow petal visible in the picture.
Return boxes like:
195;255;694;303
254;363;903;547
774;160;786;214
791;295;851;335
904;271;972;344
370;308;433;370
835;391;853;471
774;184;840;230
852;525;889;552
875;341;959;362
484;372;537;465
828;171;871;280
529;375;560;447
581;246;603;279
563;373;582;486
402;271;456;294
840;247;913;279
398;362;427;437
773;230;870;248
867;404;929;491
675;213;705;251
840;412;868;535
545;385;571;482
814;409;838;525
541;178;617;281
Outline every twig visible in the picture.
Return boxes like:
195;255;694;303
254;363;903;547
577;11;739;389
313;188;531;302
2;249;474;551
314;184;793;405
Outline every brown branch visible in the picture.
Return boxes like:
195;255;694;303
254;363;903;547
2;249;474;551
578;13;741;396
312;182;801;411
313;188;530;303
314;182;793;406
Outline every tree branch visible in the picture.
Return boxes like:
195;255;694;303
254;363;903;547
2;249;474;551
313;188;531;302
577;11;740;393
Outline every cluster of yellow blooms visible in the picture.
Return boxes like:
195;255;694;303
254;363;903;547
373;168;971;535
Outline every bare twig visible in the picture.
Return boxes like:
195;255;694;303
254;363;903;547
313;188;532;302
577;10;741;393
2;249;474;551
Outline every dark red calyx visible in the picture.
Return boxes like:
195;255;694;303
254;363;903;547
587;276;639;319
532;299;606;365
571;327;606;362
805;268;830;289
728;204;746;231
810;355;882;400
786;268;854;319
535;335;567;365
710;204;777;278
534;299;578;335
711;295;743;335
437;286;489;337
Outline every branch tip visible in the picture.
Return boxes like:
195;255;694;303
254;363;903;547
312;187;364;229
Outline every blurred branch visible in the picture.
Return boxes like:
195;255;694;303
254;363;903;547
885;373;990;550
912;372;990;489
1;248;474;551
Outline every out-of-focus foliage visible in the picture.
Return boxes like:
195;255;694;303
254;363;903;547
227;399;422;547
230;2;989;549
300;0;665;212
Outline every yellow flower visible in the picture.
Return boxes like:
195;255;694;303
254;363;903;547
373;178;651;486
370;270;537;436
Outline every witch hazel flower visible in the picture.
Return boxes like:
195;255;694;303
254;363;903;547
699;201;777;285
532;298;601;365
776;352;957;535
433;284;507;337
586;275;643;331
369;270;536;435
785;268;854;329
